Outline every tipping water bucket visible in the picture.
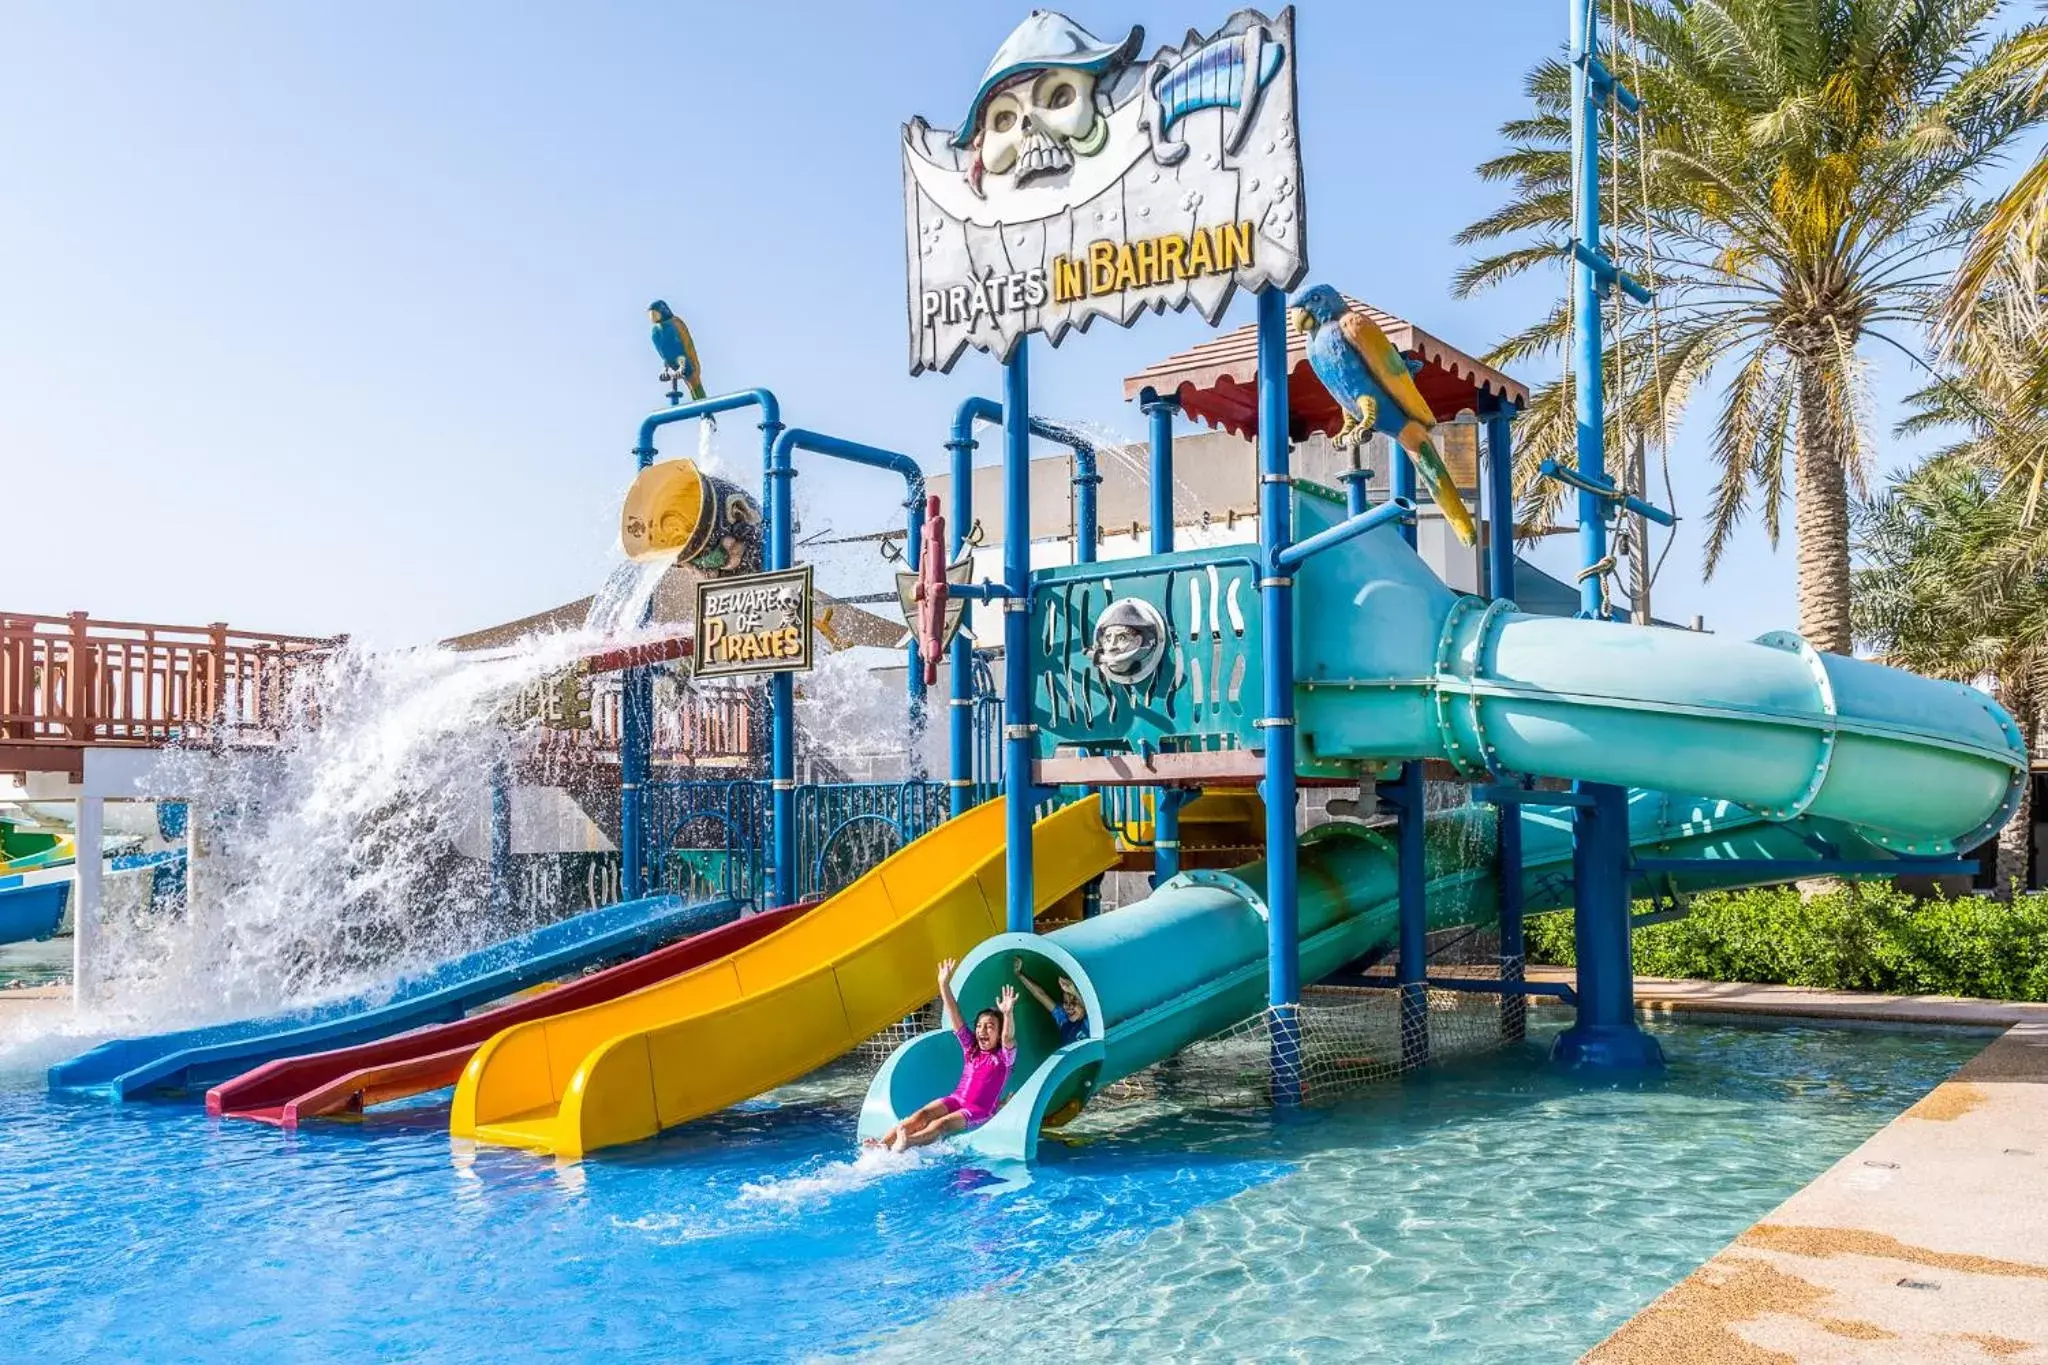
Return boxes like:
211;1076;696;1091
620;458;764;574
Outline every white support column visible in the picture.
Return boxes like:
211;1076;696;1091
71;795;102;1010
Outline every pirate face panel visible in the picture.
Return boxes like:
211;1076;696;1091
1089;598;1167;687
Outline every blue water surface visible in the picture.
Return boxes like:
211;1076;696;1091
0;1016;1981;1363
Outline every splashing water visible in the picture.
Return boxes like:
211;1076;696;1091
794;649;944;782
1038;415;1210;543
736;1143;932;1210
584;558;670;636
7;628;635;1058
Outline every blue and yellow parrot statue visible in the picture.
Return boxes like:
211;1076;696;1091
648;299;708;402
1290;284;1476;546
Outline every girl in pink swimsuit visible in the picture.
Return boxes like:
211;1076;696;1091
868;957;1016;1152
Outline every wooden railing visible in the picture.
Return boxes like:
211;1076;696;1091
0;611;340;751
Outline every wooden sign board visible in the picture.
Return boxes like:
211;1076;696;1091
693;566;815;679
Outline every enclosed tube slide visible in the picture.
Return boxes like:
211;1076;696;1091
861;497;2024;1161
1284;493;2023;855
859;795;1943;1161
49;892;741;1100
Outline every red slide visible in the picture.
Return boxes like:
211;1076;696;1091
205;902;811;1128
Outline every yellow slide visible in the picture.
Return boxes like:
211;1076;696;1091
450;796;1119;1158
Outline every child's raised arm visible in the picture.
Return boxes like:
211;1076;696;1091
937;957;963;1032
996;984;1018;1051
1011;957;1057;1013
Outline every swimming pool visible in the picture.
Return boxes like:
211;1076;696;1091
0;1015;1980;1363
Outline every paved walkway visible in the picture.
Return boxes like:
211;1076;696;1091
1557;974;2048;1364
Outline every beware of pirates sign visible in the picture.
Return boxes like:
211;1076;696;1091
693;566;814;679
903;7;1306;376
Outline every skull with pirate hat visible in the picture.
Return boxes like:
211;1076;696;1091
954;10;1144;198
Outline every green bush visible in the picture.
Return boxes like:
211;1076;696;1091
1525;883;2048;1001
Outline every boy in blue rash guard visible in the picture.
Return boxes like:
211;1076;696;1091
1014;958;1089;1045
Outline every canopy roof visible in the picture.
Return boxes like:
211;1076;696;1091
1122;295;1527;440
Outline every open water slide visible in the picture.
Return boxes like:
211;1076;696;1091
450;796;1121;1158
859;501;2027;1160
205;902;814;1127
48;892;744;1101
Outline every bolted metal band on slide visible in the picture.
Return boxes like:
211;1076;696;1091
1747;631;1840;826
1426;594;1517;780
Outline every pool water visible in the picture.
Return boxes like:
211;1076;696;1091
0;1016;1980;1363
0;938;69;991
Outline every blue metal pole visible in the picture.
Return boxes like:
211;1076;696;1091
1255;287;1302;1105
946;398;999;818
1143;390;1178;552
1340;466;1370;517
489;757;513;915
1485;409;1527;1043
626;388;781;905
1557;0;1661;1069
765;431;796;909
1002;343;1036;933
1072;458;1099;567
1142;388;1183;890
1570;0;1610;621
905;489;927;780
620;668;652;900
1395;759;1428;1068
1387;434;1418;550
765;427;930;900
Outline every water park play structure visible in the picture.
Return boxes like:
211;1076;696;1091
38;4;2031;1174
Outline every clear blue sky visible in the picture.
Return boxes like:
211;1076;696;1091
0;2;1988;645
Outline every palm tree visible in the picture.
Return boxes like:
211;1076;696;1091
1457;0;2044;654
1853;458;2048;892
1948;17;2048;332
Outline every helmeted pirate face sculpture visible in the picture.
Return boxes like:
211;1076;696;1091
1089;597;1167;687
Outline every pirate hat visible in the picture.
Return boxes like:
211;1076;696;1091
950;10;1145;148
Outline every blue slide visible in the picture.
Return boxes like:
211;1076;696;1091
48;893;741;1100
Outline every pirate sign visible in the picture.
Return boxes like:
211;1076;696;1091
903;7;1306;375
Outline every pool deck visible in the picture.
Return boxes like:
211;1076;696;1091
1546;972;2048;1364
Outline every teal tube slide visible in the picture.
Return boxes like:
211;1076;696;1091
861;505;2026;1161
860;794;1943;1162
1289;498;2023;856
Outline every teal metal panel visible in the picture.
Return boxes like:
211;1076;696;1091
1030;548;1266;762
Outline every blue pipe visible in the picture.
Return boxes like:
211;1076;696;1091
1142;387;1182;888
1002;345;1036;934
1484;408;1525;1042
620;669;653;898
1340;466;1370;517
1388;434;1418;550
632;389;782;470
1393;760;1428;1068
624;388;783;902
1558;0;1661;1070
1538;459;1674;526
1273;499;1415;573
1254;287;1302;1104
950;396;1101;834
1141;389;1178;553
946;397;1001;817
1022;416;1101;563
766;427;930;901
